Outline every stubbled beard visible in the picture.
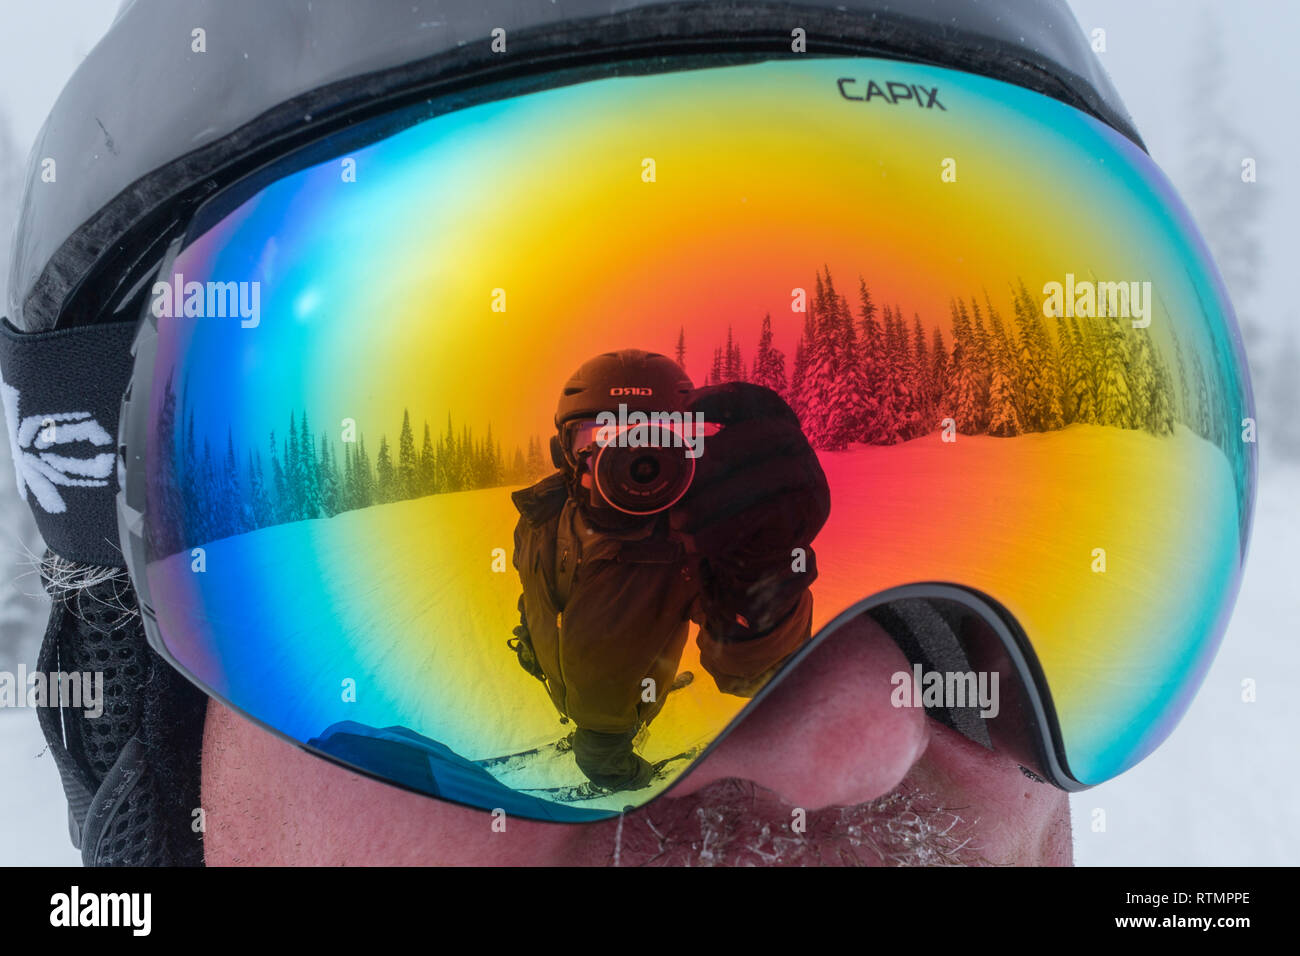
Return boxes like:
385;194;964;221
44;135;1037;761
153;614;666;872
608;778;990;867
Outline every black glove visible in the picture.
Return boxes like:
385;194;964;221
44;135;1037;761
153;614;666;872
670;383;830;639
509;596;548;683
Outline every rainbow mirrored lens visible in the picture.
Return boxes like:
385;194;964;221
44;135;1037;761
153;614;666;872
569;421;603;454
133;55;1254;817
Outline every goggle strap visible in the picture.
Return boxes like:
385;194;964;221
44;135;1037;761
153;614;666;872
0;316;138;567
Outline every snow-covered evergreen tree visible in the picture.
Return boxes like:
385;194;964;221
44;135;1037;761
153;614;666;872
299;410;321;518
929;326;949;415
198;437;217;542
944;300;988;434
709;346;723;386
317;436;340;516
458;425;476;490
850;278;885;441
1096;317;1136;428
248;449;271;527
986;344;1024;437
910;315;932;434
439;414;456;492
418;422;436;494
798;269;841;447
396;409;416;499
751;312;788;393
885;306;918;438
355;435;373;506
982;303;1019;436
1147;349;1178;437
789;336;807;406
1010;282;1063;432
480;425;502;487
1169;326;1192;428
341;441;355;511
1127;328;1158;435
824;287;874;448
285;412;301;519
222;428;243;535
984;301;1023;437
857;277;881;352
1060;316;1092;424
722;326;742;382
269;431;288;522
375;435;395;502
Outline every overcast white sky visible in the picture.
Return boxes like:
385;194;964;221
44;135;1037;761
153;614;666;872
1068;0;1300;335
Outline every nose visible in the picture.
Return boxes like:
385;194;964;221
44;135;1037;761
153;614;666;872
672;613;930;810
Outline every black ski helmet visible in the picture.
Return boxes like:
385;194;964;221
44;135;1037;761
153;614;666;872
551;348;695;472
556;349;695;426
3;0;1147;866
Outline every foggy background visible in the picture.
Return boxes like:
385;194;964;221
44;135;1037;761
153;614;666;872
0;0;1295;865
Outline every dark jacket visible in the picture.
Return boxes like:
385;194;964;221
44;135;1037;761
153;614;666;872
511;473;813;734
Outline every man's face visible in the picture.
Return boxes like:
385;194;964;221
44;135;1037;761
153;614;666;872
567;418;603;501
200;613;1072;865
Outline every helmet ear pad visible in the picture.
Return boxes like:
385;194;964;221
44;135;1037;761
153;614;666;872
550;434;568;471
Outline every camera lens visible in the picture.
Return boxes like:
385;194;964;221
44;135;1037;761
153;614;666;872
630;456;660;484
592;423;696;515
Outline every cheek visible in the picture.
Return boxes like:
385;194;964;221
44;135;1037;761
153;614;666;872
200;700;579;865
904;720;1074;866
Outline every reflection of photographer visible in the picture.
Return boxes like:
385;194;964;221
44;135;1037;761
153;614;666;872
509;349;831;792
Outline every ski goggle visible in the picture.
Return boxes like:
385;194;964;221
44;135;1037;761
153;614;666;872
568;421;605;457
118;54;1255;822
